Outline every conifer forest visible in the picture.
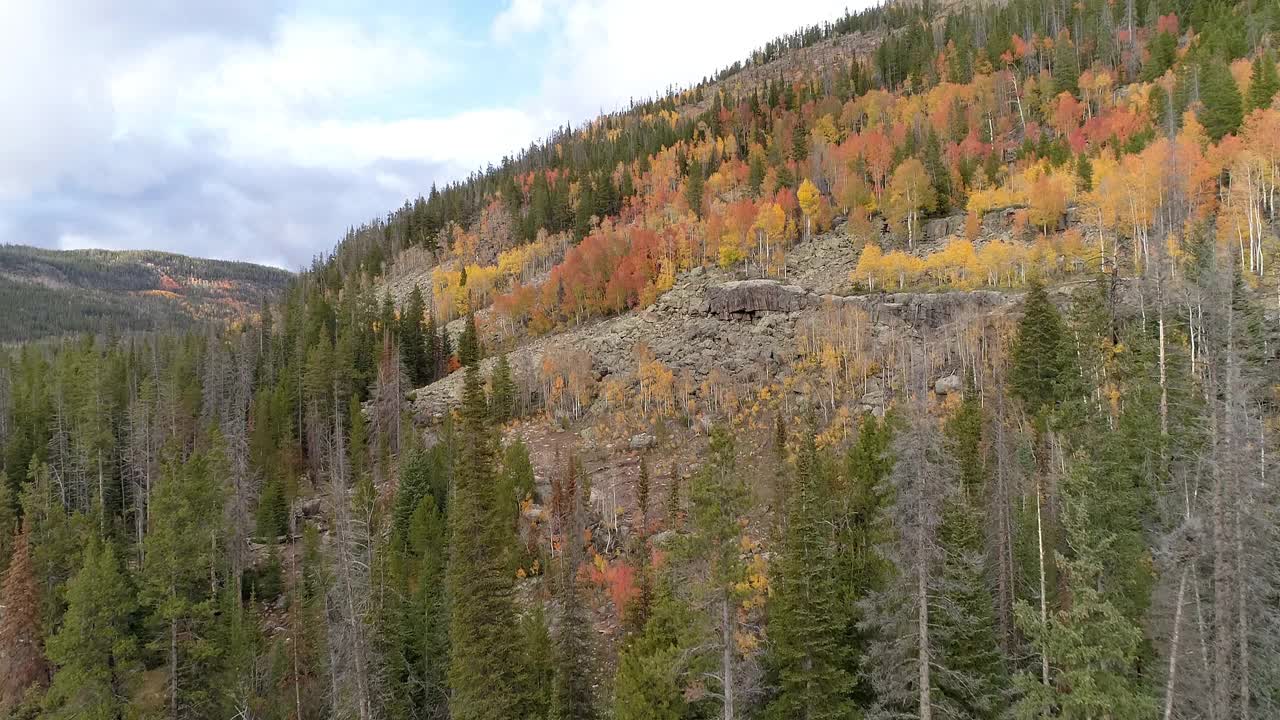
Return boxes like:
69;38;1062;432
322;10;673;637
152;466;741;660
3;0;1280;718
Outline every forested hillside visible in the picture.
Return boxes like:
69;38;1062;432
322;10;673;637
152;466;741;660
0;245;292;343
3;0;1280;718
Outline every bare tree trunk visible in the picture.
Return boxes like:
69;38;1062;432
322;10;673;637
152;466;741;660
918;500;933;720
1163;564;1189;720
722;593;735;720
1037;474;1050;687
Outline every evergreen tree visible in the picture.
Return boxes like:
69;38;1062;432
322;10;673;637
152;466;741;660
1010;279;1078;417
142;441;230;719
551;457;596;720
44;536;137;720
519;606;555;720
401;285;429;385
764;419;853;719
447;365;528;719
830;415;894;707
255;473;288;539
0;522;48;714
385;493;450;720
438;325;453;376
1247;50;1279;111
424;310;439;383
0;474;15;571
1013;470;1155;720
1076;153;1093;192
936;392;1009;717
749;152;766;197
624;456;654;635
682;425;750;719
458;310;482;369
1199;58;1244;141
685;158;705;219
489;353;516;424
614;580;692;720
1053;36;1080;97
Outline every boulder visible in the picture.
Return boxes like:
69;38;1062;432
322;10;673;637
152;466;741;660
629;433;656;450
934;374;962;395
706;279;816;319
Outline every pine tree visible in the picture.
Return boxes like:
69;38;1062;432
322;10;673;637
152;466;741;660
764;419;853;719
551;462;597;720
0;474;15;571
44;536;137;720
1247;50;1279;111
255;473;288;539
519;606;555;720
385;493;450;720
424;310;439;383
614;580;692;720
831;415;894;707
624;456;654;635
1199;58;1244;141
1013;469;1155;719
489;353;516;424
458;310;482;369
0;522;48;714
447;365;528;719
683;425;750;720
142;441;230;719
749;153;766;197
1010;279;1078;417
685;158;705;219
401;285;429;385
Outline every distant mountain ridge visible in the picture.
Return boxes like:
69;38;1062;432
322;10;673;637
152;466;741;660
0;244;293;343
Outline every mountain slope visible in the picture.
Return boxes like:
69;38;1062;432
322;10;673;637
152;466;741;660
0;244;292;343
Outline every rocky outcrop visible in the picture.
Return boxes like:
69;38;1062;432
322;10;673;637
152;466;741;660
924;214;965;240
707;279;817;319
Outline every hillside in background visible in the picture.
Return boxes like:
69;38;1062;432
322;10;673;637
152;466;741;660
0;244;292;342
4;0;1280;718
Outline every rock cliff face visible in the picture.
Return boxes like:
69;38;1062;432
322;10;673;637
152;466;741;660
407;260;1021;424
706;279;817;318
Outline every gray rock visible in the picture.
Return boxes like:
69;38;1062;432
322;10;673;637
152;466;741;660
935;374;962;395
706;279;816;319
629;433;656;450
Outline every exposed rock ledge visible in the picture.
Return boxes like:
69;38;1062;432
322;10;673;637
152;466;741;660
706;278;1014;328
706;279;815;318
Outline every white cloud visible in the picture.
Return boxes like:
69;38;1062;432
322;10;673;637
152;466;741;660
491;0;550;41
526;0;871;121
3;0;878;267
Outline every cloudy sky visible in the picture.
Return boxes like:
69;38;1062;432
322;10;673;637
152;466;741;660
0;0;867;269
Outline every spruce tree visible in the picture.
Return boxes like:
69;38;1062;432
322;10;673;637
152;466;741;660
424;310;439;383
1013;470;1154;719
551;456;596;720
1053;36;1081;96
0;523;48;714
1010;279;1078;417
385;494;450;720
44;536;137;720
685;158;705;219
489;353;516;424
764;420;853;719
447;365;527;720
401;285;429;385
458;310;482;369
831;415;894;706
142;441;230;718
1199;58;1244;141
1247;50;1279;111
614;580;692;720
683;426;749;719
519;606;555;720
